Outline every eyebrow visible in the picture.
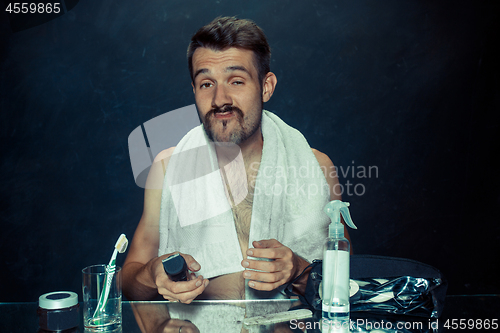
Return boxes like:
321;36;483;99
193;65;252;81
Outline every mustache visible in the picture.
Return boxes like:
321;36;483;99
205;105;244;120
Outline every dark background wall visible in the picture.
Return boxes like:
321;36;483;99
1;0;498;302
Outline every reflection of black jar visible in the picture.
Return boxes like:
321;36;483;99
37;291;79;332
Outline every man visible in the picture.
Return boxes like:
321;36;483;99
123;16;349;304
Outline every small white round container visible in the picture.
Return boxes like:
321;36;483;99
38;291;79;331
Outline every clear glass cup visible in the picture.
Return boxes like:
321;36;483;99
82;264;122;332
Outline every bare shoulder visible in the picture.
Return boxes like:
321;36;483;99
145;147;176;189
311;148;341;201
143;146;176;201
311;148;334;169
153;147;176;163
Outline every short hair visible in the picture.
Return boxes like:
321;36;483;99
187;16;271;85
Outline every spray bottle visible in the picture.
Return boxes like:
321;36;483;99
322;200;357;333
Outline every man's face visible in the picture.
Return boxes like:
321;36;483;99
191;47;265;145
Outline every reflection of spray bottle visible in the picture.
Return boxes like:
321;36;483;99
322;200;357;333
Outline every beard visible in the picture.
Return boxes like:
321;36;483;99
201;104;262;145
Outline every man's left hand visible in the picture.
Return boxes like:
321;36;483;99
241;239;308;291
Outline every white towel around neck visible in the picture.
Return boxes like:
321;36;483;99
158;110;331;290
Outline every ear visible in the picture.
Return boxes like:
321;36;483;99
262;72;277;103
191;81;195;94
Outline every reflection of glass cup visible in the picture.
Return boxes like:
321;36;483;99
82;265;122;332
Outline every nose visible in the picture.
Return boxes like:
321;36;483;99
212;84;232;108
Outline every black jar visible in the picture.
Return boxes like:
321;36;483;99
37;291;79;332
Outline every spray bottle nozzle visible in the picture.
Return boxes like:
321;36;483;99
324;200;357;237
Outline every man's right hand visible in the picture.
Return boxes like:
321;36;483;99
122;148;211;302
150;253;209;303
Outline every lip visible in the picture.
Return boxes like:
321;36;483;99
213;111;235;119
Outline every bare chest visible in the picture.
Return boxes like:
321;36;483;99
222;161;259;255
233;192;253;251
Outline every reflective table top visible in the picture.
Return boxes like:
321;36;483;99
1;295;498;333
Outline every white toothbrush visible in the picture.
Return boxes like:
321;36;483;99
94;234;128;317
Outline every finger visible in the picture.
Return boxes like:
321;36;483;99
246;246;288;260
159;278;209;303
247;279;283;291
159;275;204;295
252;240;264;248
253;239;281;248
170;275;206;294
176;278;209;304
243;269;283;283
242;258;284;272
178;253;201;272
